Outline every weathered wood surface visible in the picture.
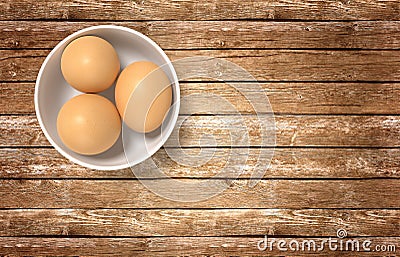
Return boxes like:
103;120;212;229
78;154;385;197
0;236;398;256
2;21;400;49
1;0;400;21
3;82;400;115
1;0;400;255
2;115;400;147
2;50;400;82
0;179;399;208
2;148;399;178
0;209;399;236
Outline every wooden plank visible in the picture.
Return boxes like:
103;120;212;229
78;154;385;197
1;148;400;179
167;115;400;147
181;82;400;115
0;236;398;256
0;209;398;236
0;50;47;81
1;0;399;21
0;179;398;208
1;50;400;82
168;50;400;82
2;21;400;49
2;115;400;147
3;82;400;115
0;83;35;114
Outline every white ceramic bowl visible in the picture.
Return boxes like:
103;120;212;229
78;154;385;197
35;25;180;170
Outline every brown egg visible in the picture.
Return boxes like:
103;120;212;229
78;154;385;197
115;61;172;133
61;36;120;93
57;94;121;155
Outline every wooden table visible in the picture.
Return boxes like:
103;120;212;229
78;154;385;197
1;0;400;256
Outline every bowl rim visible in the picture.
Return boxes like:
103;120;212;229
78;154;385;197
34;25;180;170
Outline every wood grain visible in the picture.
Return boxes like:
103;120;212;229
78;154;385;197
1;0;399;255
0;179;398;208
0;236;398;256
166;115;400;147
3;82;400;115
0;209;398;236
168;50;400;82
1;0;399;21
1;148;399;179
2;50;400;82
2;115;400;147
2;21;400;49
